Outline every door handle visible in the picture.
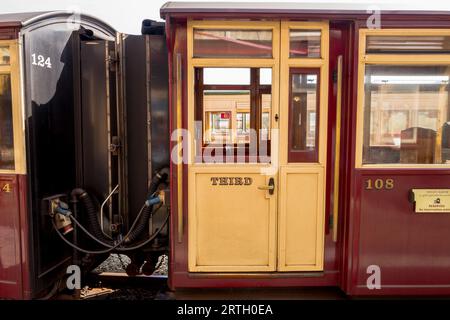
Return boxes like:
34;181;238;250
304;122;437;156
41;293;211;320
258;177;275;195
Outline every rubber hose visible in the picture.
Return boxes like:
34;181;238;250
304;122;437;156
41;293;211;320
124;167;169;244
71;188;114;246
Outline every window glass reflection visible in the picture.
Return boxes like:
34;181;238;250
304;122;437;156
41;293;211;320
363;65;450;164
0;74;14;170
289;70;319;162
194;29;273;58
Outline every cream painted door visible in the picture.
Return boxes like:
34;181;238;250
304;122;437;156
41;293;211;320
188;167;277;272
186;20;329;273
277;21;329;271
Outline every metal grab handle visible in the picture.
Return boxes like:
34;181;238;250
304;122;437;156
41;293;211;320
258;185;274;191
332;55;343;243
258;177;275;195
176;53;183;244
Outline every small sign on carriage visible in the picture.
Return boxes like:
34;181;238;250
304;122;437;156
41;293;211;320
410;189;450;213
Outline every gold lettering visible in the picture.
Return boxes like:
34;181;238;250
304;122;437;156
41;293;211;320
210;177;253;186
1;183;11;193
365;178;395;190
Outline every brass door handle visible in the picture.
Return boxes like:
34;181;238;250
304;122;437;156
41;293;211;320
258;177;275;195
258;185;274;190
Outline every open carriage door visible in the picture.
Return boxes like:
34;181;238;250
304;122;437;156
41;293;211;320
117;31;170;233
19;21;118;297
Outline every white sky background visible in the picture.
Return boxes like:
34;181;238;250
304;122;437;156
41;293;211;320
1;0;450;35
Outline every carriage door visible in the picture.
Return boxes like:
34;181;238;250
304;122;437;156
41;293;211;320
187;21;328;272
277;22;329;271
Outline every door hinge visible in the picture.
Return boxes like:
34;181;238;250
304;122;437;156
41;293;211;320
107;53;118;72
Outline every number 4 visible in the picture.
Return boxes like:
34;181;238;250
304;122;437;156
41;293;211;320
1;183;11;193
45;57;52;69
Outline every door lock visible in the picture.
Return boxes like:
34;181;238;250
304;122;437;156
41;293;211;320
258;177;275;195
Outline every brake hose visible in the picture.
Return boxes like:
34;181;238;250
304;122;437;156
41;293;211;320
51;219;126;254
66;204;147;249
70;167;169;247
113;210;169;251
52;203;166;254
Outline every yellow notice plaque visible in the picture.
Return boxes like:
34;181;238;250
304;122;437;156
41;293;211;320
411;189;450;213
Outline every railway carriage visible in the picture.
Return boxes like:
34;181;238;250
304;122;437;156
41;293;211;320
0;11;169;299
2;2;450;299
161;2;450;296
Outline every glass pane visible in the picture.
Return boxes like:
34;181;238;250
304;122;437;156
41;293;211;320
0;46;10;65
236;112;250;143
289;71;319;162
203;90;250;144
289;30;321;58
363;65;450;165
203;68;250;85
194;29;273;58
260;68;272;85
366;35;450;54
196;67;272;163
261;94;271;141
0;74;14;170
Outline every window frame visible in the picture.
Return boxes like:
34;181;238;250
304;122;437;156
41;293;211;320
288;67;321;163
194;67;272;162
187;20;280;166
356;28;450;169
280;21;329;166
0;40;25;175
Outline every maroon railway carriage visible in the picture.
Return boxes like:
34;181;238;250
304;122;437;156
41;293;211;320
2;2;450;300
161;2;450;296
0;12;169;299
0;11;120;299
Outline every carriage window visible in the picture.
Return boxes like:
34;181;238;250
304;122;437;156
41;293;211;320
289;30;321;58
193;29;273;58
288;69;320;162
0;47;10;65
260;68;272;85
363;65;450;165
195;67;272;163
0;74;14;170
366;35;450;54
204;68;250;85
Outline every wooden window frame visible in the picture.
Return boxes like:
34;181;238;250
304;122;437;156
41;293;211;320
288;67;321;163
0;40;25;175
187;20;280;166
356;28;450;169
194;67;272;162
280;21;329;166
